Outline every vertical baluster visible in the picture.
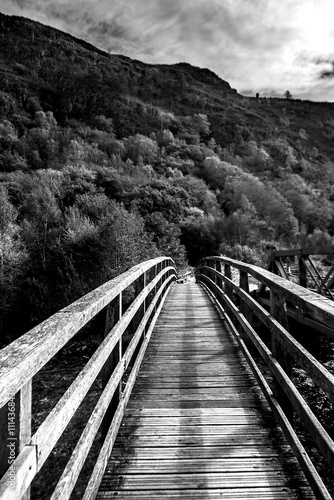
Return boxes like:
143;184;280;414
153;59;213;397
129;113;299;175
214;260;223;306
153;264;159;315
239;270;254;352
211;259;215;280
239;270;249;294
216;260;223;290
135;271;147;334
155;264;163;309
270;289;294;422
299;256;307;288
201;259;205;280
225;263;232;299
212;260;218;298
101;293;122;441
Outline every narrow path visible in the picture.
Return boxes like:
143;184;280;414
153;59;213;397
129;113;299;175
97;283;315;499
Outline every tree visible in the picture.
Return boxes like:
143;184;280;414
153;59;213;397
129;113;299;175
0;185;27;341
284;90;292;100
132;180;190;224
180;212;224;265
174;175;218;214
124;134;159;164
145;212;186;266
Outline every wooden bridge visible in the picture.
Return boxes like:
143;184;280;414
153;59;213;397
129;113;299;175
266;246;334;299
1;256;334;499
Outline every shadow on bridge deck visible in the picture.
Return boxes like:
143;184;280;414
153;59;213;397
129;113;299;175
96;283;315;499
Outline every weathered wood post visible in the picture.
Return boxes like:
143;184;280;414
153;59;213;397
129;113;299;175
157;261;163;309
299;255;307;288
209;259;215;292
270;288;294;422
136;271;147;330
213;259;223;307
0;382;32;499
201;259;206;280
239;270;251;348
211;259;218;301
101;293;122;441
133;271;147;358
239;270;249;295
152;263;158;319
224;263;233;299
216;260;223;290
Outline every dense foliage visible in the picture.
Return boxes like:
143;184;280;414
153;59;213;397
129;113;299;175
1;12;334;342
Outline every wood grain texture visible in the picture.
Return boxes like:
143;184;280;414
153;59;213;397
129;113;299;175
201;275;334;476
198;256;334;334
96;488;315;499
83;285;172;500
0;258;176;500
0;257;174;407
96;283;315;500
0;446;36;500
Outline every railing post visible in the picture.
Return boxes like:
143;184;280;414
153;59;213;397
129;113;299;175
299;256;307;288
225;263;233;299
135;271;147;331
101;293;122;441
208;260;215;280
208;260;214;294
216;260;223;290
239;270;249;294
270;289;294;422
238;270;252;347
153;264;159;314
0;381;32;499
201;259;205;279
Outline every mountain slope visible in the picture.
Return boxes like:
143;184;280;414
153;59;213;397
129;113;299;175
1;12;334;160
2;12;334;341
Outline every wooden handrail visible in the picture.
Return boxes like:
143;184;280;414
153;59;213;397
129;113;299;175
266;246;334;298
195;256;334;500
176;270;192;283
198;256;334;333
0;257;176;500
269;246;334;257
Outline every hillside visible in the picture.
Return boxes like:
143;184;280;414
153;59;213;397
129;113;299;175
1;13;334;153
1;12;334;341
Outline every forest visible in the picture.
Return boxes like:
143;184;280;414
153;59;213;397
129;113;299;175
1;12;334;344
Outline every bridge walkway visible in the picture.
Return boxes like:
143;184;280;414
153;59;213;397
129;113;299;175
96;282;315;499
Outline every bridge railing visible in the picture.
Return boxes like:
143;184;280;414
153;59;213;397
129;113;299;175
266;245;334;298
176;269;192;283
0;257;176;500
196;256;334;500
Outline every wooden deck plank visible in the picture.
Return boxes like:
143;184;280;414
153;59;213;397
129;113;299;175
96;283;315;500
132;386;256;394
135;376;255;383
120;415;269;426
135;381;256;388
99;473;309;490
112;434;283;448
110;445;292;460
127;400;270;409
106;457;300;474
97;489;315;499
124;406;269;416
117;425;282;437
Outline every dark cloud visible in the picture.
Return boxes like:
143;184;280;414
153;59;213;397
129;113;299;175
320;62;334;79
87;20;128;39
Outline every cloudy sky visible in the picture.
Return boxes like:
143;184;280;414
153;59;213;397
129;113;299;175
1;0;334;101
